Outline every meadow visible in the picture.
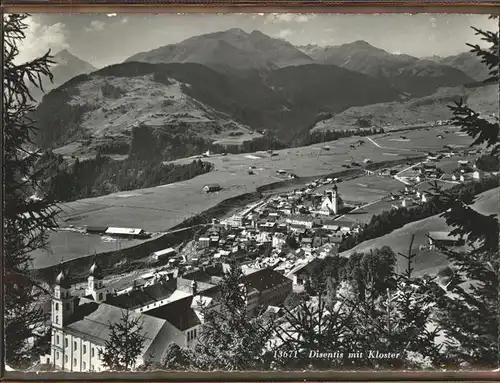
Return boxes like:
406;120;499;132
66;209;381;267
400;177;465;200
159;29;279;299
340;187;499;276
316;174;404;204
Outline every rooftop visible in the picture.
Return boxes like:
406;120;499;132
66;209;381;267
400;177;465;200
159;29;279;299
145;286;220;331
428;231;462;242
240;268;292;292
65;298;165;350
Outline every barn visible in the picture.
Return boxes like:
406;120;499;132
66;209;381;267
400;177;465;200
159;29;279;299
202;184;221;193
428;231;464;249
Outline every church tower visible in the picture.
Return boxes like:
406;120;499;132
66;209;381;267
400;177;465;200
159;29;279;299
86;261;107;303
52;270;76;329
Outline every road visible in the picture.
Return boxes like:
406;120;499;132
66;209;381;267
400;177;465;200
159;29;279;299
366;136;414;152
333;196;385;222
394;161;426;185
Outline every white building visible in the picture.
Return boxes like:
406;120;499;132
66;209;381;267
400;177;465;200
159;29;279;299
319;186;343;215
272;233;287;250
40;264;220;371
40;267;174;371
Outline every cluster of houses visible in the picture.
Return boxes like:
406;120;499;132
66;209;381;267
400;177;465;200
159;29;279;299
184;182;360;269
389;185;430;208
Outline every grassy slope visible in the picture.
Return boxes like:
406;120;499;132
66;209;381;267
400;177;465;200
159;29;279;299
340;187;499;275
313;83;498;132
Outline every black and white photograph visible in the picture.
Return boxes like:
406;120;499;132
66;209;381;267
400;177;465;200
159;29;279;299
3;10;499;374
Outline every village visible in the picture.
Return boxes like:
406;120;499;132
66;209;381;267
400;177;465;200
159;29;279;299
138;144;489;289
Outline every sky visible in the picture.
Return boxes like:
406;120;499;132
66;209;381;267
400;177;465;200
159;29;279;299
17;13;498;68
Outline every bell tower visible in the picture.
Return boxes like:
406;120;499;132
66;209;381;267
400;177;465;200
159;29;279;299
331;185;339;214
86;261;107;303
52;270;76;329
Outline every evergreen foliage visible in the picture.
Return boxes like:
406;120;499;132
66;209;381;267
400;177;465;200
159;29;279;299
161;343;195;371
427;16;499;369
194;261;274;370
99;309;147;371
35;151;214;202
3;13;60;369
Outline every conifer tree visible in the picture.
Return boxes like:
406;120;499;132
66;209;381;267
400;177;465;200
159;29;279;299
161;343;195;371
4;13;60;368
194;261;273;370
428;16;499;369
99;309;147;371
337;242;442;370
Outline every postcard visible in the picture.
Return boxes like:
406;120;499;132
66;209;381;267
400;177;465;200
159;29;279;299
3;8;499;377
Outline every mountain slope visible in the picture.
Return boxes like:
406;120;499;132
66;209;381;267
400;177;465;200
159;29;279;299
340;187;500;276
298;41;475;97
431;51;492;81
33;61;402;153
125;28;315;72
30;49;97;102
312;82;498;132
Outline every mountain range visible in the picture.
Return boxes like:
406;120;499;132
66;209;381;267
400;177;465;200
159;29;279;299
427;51;493;81
125;28;315;73
32;28;491;159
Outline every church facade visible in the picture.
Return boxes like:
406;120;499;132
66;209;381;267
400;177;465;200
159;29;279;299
319;185;344;215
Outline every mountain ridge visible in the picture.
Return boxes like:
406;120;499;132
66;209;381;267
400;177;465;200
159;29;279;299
125;28;315;72
297;40;475;96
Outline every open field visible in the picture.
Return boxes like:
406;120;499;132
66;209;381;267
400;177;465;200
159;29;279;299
340;187;499;276
31;129;470;269
316;175;404;204
312;84;498;133
414;179;459;192
339;200;397;225
371;126;473;152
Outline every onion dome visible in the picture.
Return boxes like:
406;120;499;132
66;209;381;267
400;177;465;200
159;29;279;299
55;270;72;289
89;262;103;279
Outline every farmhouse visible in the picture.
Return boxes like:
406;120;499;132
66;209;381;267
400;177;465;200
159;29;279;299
202;184;221;193
428;231;464;249
334;220;361;234
473;170;484;180
272;233;287;250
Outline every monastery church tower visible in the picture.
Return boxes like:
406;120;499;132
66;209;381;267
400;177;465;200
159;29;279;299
320;184;344;215
52;270;76;329
86;261;108;303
